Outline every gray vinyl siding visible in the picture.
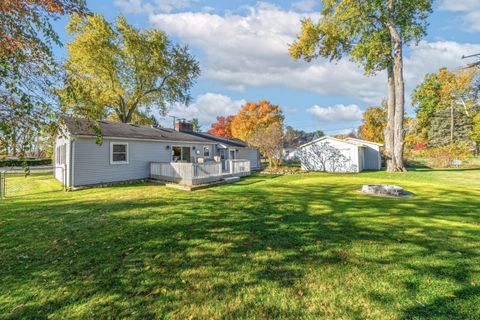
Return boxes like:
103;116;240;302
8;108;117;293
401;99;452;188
236;148;261;169
72;137;215;187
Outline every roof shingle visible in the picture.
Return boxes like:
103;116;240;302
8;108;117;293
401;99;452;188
63;117;216;144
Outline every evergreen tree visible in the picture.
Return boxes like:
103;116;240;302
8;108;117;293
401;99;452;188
428;109;473;147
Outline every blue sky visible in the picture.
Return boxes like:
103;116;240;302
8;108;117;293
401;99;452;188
51;0;480;133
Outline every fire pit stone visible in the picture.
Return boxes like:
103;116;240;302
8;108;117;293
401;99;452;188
360;184;413;198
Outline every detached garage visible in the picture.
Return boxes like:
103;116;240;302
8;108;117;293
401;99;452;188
299;136;382;173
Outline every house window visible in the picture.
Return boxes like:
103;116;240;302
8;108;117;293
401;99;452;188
203;146;210;157
172;146;191;162
110;142;129;164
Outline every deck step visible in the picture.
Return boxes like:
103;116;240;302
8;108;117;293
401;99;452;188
223;177;240;184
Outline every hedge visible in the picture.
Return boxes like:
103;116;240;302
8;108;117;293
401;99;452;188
0;159;52;167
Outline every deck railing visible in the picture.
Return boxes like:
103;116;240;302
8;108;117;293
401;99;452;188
150;160;250;185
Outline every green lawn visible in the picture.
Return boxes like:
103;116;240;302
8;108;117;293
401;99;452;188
0;169;479;319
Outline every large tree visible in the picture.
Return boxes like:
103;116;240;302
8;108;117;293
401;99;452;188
231;100;284;143
0;0;87;159
208;116;234;138
290;0;434;172
60;14;200;123
358;106;387;143
249;122;284;169
413;68;478;144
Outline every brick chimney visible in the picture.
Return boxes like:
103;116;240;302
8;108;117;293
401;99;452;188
175;119;193;132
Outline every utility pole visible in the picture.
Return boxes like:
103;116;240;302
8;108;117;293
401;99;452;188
462;53;480;69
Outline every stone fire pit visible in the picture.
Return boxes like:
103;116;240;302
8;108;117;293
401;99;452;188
360;184;413;198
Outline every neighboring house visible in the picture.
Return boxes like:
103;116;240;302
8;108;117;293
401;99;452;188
283;148;301;161
299;136;382;173
54;118;260;188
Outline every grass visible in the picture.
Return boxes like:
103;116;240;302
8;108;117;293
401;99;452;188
0;169;479;319
1;170;64;198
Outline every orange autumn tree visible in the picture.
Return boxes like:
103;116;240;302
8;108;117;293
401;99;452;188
358;106;387;143
231;100;284;143
208;115;235;138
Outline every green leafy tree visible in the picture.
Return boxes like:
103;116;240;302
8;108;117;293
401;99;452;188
1;1;87;160
315;130;325;138
191;118;201;132
470;114;480;153
412;72;441;137
60;14;200;123
289;0;434;172
413;68;478;145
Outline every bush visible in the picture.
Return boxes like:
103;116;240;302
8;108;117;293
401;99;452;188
415;142;473;168
0;158;52;167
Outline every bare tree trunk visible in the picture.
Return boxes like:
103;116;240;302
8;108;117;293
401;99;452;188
387;0;406;172
11;126;17;157
384;60;396;172
392;45;406;171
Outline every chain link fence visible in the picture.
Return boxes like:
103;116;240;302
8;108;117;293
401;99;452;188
0;167;65;199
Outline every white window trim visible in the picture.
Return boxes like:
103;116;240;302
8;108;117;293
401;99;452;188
110;142;129;165
203;146;210;157
172;145;191;162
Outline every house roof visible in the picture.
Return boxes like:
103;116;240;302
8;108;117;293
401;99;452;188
186;132;248;148
344;137;384;147
62;117;216;144
299;136;366;149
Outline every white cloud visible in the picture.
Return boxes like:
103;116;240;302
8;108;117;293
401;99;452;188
146;2;480;111
160;92;245;129
291;0;317;12
115;0;144;13
441;0;480;31
404;41;480;94
115;0;192;13
307;104;363;123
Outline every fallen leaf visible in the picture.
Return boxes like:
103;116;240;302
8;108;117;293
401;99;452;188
146;288;160;296
297;290;304;297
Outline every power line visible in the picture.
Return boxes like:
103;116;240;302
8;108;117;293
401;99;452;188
462;52;480;69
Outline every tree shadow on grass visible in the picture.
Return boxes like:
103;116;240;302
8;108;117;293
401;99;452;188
0;176;479;319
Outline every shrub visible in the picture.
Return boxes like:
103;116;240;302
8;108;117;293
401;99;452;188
417;142;473;168
0;158;52;167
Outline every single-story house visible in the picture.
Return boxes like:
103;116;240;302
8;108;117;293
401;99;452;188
299;136;382;173
283;147;301;161
54;117;260;188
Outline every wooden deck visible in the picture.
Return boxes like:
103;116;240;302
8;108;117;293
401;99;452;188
150;160;250;186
